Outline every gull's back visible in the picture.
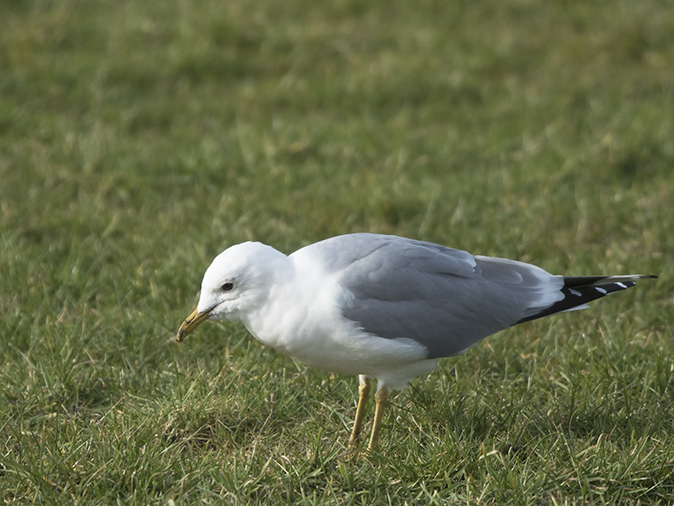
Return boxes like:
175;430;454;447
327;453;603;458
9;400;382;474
295;233;566;359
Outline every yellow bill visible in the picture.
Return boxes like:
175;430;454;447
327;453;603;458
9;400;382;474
177;307;214;342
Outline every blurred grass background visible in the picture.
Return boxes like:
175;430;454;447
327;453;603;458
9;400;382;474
1;0;673;504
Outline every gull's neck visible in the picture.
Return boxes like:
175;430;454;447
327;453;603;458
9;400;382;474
238;249;328;354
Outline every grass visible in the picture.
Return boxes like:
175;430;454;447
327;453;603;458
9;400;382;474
1;0;673;503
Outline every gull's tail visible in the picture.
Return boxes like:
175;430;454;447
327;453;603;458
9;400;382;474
516;274;658;325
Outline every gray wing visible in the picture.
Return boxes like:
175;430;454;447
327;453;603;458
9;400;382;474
303;234;564;359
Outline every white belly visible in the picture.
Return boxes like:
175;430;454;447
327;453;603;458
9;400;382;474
240;285;437;390
234;256;441;391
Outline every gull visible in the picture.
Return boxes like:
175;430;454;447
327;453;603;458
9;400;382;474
177;233;656;450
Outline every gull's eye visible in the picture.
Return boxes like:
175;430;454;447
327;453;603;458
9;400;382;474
221;282;234;291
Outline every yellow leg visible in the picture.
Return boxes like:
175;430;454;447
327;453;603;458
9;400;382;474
368;385;389;451
349;376;370;445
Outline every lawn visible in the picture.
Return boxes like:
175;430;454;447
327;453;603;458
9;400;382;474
1;0;673;504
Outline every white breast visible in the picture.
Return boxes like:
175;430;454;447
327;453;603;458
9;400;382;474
238;254;435;390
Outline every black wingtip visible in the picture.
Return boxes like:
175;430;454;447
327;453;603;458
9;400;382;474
515;274;656;326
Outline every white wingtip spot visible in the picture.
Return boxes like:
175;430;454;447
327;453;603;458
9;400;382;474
616;282;627;289
569;288;582;297
595;287;607;294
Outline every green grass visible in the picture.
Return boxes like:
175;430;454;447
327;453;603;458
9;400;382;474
1;0;673;503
